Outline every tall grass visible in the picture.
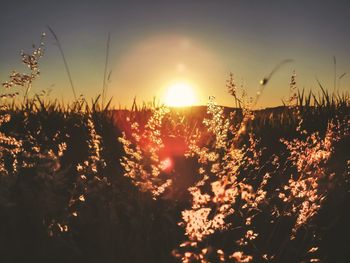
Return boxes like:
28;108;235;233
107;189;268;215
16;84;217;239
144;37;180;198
119;73;349;262
0;35;349;263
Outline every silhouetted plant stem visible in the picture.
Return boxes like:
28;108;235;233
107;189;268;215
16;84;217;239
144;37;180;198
102;32;111;109
47;26;77;101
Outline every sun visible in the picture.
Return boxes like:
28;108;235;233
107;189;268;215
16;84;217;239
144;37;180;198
163;82;198;107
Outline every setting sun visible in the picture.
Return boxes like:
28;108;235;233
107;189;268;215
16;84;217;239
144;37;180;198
163;82;198;107
1;1;349;262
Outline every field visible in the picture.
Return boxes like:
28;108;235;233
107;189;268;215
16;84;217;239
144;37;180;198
0;38;350;263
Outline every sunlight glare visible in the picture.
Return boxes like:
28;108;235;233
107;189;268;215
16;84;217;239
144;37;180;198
163;82;198;107
160;157;173;172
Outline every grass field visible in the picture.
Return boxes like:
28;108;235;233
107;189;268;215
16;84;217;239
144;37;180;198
0;37;349;263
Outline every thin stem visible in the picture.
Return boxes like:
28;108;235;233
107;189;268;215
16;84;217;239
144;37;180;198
102;33;111;108
47;26;77;101
333;56;337;92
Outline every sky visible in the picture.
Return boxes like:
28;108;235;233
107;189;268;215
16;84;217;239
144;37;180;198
0;0;349;108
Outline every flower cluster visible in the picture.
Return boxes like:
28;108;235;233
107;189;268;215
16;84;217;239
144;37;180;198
67;113;107;220
119;106;173;198
2;33;45;101
173;98;267;262
280;117;349;235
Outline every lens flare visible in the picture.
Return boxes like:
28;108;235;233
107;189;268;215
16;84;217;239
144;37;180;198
160;157;173;172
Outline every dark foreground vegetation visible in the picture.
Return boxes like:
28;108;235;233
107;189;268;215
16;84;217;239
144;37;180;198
0;92;349;263
1;35;349;262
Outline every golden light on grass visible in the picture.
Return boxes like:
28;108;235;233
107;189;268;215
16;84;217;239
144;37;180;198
163;82;198;107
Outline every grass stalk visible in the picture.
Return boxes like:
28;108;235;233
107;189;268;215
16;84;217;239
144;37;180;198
47;26;77;101
102;32;111;109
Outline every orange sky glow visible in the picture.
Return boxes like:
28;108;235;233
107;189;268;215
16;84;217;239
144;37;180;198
1;1;349;108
